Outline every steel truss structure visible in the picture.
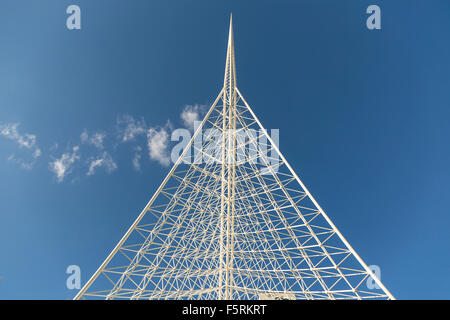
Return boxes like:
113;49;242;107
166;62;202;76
75;16;394;300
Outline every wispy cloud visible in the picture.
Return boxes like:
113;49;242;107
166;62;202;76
147;122;172;166
116;114;147;143
0;123;41;169
7;154;35;170
87;152;117;176
0;123;37;149
81;129;106;149
33;149;42;158
132;146;142;171
49;146;80;183
180;104;205;130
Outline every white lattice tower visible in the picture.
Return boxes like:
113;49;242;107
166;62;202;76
75;16;394;300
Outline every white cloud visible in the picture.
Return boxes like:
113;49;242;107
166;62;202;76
0;123;36;149
116;115;174;167
180;104;204;130
80;129;106;149
33;148;41;159
132;154;141;171
116;114;147;143
49;146;80;183
132;146;142;171
80;130;88;143
0;123;41;169
147;124;171;166
7;154;34;170
91;133;106;149
87;152;117;176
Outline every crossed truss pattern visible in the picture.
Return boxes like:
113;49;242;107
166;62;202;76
75;16;394;300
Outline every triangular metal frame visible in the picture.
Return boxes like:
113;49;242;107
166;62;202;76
75;16;394;300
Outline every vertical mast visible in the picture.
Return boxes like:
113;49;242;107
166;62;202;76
219;14;237;300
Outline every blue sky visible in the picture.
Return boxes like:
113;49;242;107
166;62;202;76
0;0;449;299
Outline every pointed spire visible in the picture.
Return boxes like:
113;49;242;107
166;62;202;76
224;14;236;91
228;13;234;51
